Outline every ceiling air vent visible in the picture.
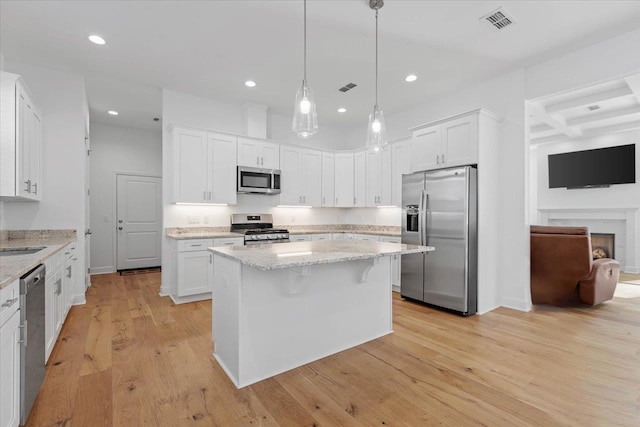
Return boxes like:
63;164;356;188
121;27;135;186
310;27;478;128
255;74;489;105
480;8;516;30
339;83;357;93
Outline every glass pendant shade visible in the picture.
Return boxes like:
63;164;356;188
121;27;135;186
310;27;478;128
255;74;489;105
292;80;318;138
366;105;387;151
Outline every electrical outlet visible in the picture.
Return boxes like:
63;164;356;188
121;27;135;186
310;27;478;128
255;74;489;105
187;216;200;224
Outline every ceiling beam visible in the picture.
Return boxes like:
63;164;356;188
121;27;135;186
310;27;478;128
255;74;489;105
530;123;552;133
566;105;640;127
529;103;581;138
582;119;640;137
530;134;568;145
545;86;633;114
624;74;640;104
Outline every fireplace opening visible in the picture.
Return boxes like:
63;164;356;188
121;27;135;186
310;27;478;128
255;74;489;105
590;233;615;260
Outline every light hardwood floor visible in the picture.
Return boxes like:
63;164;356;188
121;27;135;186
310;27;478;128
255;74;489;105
26;273;640;426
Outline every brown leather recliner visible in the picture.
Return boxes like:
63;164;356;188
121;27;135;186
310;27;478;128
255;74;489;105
530;225;619;306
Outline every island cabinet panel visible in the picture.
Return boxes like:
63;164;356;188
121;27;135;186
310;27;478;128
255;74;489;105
212;255;393;388
334;153;354;207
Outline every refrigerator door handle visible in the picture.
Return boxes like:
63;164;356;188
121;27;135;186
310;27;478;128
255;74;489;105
422;190;429;246
418;189;425;246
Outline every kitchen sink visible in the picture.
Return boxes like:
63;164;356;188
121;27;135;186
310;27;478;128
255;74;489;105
0;247;46;256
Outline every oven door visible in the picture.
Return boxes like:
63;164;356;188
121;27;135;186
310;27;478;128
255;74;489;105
237;167;281;194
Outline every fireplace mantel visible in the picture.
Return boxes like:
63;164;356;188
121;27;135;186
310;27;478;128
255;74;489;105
537;207;639;273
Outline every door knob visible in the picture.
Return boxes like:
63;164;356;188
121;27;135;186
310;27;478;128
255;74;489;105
118;227;123;230
118;219;123;223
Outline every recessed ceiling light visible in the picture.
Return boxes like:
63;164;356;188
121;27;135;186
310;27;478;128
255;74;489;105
244;80;256;88
108;110;118;116
88;35;106;45
337;108;347;113
405;74;417;82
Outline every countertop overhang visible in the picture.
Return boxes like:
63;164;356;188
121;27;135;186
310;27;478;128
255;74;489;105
209;240;434;271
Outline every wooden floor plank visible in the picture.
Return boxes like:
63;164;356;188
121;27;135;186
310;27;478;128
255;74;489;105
25;273;640;426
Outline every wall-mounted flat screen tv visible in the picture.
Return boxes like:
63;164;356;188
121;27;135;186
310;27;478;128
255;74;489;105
548;144;636;189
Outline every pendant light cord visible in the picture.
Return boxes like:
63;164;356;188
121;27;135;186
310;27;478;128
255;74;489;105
375;8;379;107
303;0;307;83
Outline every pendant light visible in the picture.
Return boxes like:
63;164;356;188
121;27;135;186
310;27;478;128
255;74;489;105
292;0;318;138
366;0;387;152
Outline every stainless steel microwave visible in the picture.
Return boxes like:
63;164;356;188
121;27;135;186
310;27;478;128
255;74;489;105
237;166;281;194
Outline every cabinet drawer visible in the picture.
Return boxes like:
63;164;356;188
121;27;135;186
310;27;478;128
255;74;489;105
178;239;214;252
289;235;311;242
354;234;380;242
213;237;244;247
311;234;332;241
0;279;19;325
45;250;64;273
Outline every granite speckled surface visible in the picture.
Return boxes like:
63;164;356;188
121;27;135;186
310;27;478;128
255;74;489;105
165;227;244;240
209;240;433;271
166;225;400;239
0;230;76;289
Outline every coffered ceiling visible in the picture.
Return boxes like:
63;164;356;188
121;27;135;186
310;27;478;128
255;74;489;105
529;73;640;145
2;1;640;131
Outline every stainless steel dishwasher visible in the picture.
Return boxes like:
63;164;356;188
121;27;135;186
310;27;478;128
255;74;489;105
20;264;46;425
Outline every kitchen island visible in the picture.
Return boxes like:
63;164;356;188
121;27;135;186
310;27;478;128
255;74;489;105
208;240;434;388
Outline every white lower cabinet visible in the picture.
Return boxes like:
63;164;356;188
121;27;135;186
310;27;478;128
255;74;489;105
353;234;380;242
289;234;311;242
177;237;243;299
332;233;354;240
311;234;332;241
0;279;20;427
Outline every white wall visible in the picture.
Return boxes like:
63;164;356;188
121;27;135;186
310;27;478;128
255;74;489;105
1;60;88;303
89;122;162;274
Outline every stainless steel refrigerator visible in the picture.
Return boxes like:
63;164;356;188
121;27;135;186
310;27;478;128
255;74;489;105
401;166;477;315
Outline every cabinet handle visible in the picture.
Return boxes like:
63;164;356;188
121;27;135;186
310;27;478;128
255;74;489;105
322;197;325;205
25;179;31;193
190;244;203;247
257;156;260;165
56;278;62;295
442;153;445;163
1;298;18;308
208;191;212;200
261;157;264;166
66;266;72;278
335;197;338;205
436;155;440;165
19;321;27;344
303;196;306;204
209;254;213;264
33;182;38;195
354;197;356;205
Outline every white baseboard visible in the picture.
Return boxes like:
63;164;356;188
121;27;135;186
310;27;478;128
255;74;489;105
392;285;400;293
500;296;531;312
90;266;116;275
72;295;86;306
623;266;639;274
169;293;212;305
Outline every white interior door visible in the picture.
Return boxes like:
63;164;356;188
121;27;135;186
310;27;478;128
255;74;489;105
116;174;162;270
84;136;91;288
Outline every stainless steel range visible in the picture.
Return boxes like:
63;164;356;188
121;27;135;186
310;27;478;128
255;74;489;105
230;214;290;245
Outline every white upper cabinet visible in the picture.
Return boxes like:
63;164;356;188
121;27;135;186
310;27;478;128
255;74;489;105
279;145;303;205
365;146;392;207
354;151;366;207
208;132;238;204
410;124;441;172
334;153;354;207
1;72;42;201
302;149;322;207
279;146;322;206
172;126;237;204
237;137;280;169
391;140;409;207
410;110;481;172
321;152;335;207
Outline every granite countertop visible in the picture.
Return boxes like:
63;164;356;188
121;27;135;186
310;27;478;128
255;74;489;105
166;225;400;239
209;240;433;271
0;230;77;289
